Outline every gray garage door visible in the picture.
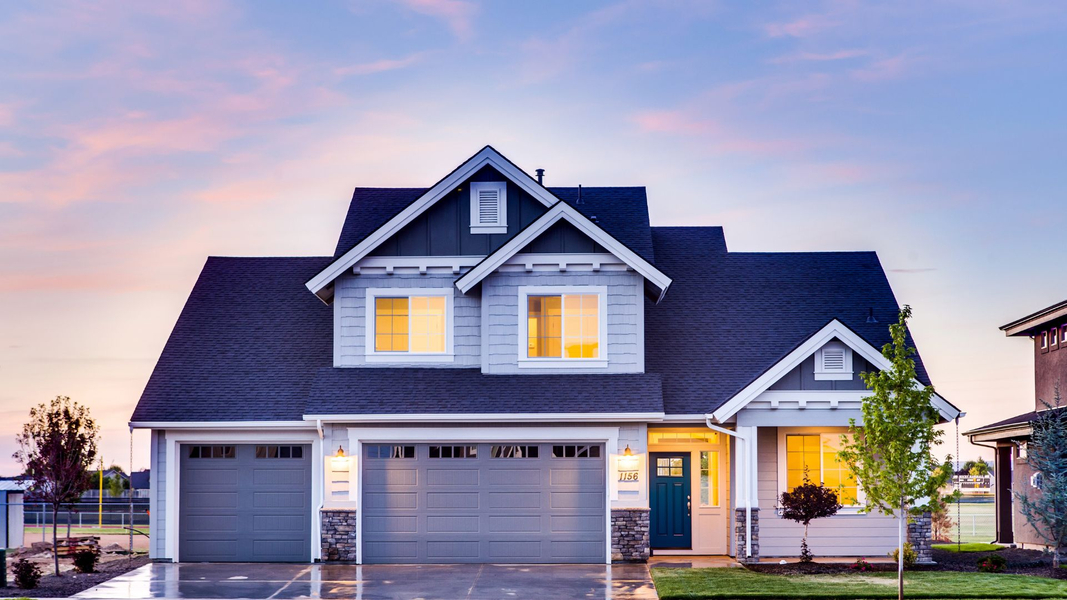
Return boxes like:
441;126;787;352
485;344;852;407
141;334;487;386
179;443;311;562
362;442;606;564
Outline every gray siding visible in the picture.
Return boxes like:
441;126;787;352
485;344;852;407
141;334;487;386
335;273;481;368
483;270;644;374
151;429;167;559
757;427;900;557
768;355;878;391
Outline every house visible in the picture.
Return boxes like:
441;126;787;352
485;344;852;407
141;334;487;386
130;145;960;564
965;300;1067;548
0;480;26;549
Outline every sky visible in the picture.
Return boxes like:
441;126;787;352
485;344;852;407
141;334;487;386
1;0;1066;475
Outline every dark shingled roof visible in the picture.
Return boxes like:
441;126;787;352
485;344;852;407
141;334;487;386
334;187;655;262
130;256;333;422
305;369;663;415
645;227;931;415
965;406;1065;436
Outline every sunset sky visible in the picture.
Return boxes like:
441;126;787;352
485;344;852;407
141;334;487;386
1;1;1065;474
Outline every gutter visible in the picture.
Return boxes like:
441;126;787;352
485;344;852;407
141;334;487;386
705;418;753;560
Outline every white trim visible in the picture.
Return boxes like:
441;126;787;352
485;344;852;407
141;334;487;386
148;430;159;558
469;181;507;233
305;412;664;423
347;425;620;565
775;427;866;513
517;285;608;368
163;429;321;563
710;319;960;423
455;202;672;301
131;421;314;429
364;287;454;361
307;146;558;302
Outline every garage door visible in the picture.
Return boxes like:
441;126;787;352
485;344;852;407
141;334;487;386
362;442;606;563
179;443;311;562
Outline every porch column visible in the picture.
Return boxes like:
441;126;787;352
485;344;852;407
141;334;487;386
734;425;760;563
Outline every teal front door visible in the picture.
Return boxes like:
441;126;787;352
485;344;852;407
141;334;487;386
650;452;692;549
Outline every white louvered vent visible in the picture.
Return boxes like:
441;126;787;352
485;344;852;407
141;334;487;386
814;340;853;380
822;348;846;370
470;181;507;233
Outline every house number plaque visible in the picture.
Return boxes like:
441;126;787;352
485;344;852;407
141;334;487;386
618;471;639;482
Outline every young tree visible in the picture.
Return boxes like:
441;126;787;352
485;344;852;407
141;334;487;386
13;396;100;576
779;471;841;562
838;306;955;600
1015;387;1067;569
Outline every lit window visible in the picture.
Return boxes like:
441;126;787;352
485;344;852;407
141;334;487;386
527;294;599;359
374;295;445;353
700;451;720;507
655;457;683;477
785;434;859;506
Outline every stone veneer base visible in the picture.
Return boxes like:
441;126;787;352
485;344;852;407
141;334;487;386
908;511;935;564
321;508;358;562
611;508;650;562
734;507;760;564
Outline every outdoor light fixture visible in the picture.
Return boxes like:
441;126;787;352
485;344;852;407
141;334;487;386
331;445;349;472
623;445;633;457
618;444;639;471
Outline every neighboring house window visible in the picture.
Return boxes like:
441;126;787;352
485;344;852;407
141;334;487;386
1030;473;1043;490
814;340;853;380
700;451;720;507
1041;331;1048;350
783;433;860;506
518;286;607;367
469;181;507;234
1061;325;1067;347
1052;327;1059;349
365;289;453;362
1017;442;1028;460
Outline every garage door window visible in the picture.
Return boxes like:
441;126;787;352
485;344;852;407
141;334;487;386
490;445;538;458
429;445;477;458
552;445;601;458
255;445;303;459
188;445;235;459
367;445;415;459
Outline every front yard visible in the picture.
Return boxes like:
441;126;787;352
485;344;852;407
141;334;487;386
651;569;1067;599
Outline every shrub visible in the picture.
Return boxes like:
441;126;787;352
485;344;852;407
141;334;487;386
13;558;43;589
73;548;100;573
888;542;917;568
850;557;874;572
978;554;1007;573
779;470;841;563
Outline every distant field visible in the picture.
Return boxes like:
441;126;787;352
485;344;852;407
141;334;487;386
25;525;149;536
945;501;996;544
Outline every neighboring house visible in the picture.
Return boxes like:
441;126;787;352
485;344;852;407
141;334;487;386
130;146;960;564
965;300;1067;548
0;480;26;549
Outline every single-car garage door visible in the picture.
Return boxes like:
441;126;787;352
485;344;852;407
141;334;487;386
179;443;311;562
362;442;606;564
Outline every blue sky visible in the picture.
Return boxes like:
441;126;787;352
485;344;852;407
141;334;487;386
1;1;1065;473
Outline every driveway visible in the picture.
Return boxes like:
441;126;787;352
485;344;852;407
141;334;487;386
75;562;657;599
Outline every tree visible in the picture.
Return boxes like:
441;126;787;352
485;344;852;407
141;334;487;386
838;306;955;600
1015;387;1067;569
107;474;129;498
956;460;990;477
13;396;100;576
779;470;841;562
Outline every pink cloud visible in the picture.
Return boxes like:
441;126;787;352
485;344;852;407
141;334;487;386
398;0;477;41
630;109;807;158
335;53;424;77
0;103;15;126
850;55;911;82
769;49;868;64
631;110;718;136
764;13;839;38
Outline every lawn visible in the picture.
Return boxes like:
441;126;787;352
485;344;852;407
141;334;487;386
650;568;1067;599
946;501;996;544
933;542;1002;552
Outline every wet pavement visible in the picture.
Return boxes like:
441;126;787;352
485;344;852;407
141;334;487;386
74;562;658;599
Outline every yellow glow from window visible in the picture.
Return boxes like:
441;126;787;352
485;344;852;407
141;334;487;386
701;450;720;507
527;295;562;357
528;294;598;359
375;296;444;353
785;434;820;491
822;435;859;506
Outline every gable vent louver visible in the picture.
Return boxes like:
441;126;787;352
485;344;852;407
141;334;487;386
469;181;507;234
822;348;846;371
478;188;499;223
814;340;853;381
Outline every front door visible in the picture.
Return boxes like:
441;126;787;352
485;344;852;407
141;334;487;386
650;452;691;549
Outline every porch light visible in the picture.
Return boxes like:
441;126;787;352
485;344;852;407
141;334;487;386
618;445;639;470
331;445;350;472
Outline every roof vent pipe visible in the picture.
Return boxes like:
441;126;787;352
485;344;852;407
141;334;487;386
535;168;545;185
866;308;878;323
576;184;583;204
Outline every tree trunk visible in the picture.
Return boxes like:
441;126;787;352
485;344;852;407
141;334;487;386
1054;547;1061;570
66;506;71;538
52;504;60;576
898;503;905;600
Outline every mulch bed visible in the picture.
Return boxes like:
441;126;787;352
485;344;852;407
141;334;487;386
1;554;150;598
747;548;1064;579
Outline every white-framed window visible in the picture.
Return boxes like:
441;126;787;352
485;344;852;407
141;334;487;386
1041;331;1048;349
364;288;454;363
700;450;721;507
1052;327;1059;348
814;340;853;380
517;286;608;368
470;181;507;234
777;429;863;509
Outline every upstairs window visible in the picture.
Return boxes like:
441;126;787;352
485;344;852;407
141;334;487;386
469;181;507;234
814;340;853;380
527;294;599;359
366;289;453;361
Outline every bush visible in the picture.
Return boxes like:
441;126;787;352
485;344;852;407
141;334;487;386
889;542;917;568
978;553;1007;573
73;548;100;573
850;558;874;572
13;558;43;589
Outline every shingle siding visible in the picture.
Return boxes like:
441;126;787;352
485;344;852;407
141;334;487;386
150;429;166;559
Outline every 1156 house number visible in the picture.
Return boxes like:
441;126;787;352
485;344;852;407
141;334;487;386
618;471;639;482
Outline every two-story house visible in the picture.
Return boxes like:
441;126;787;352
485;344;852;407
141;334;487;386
130;146;960;565
966;300;1067;549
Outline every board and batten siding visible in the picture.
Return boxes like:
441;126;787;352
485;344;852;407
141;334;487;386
757;427;901;557
334;273;480;367
482;270;644;374
150;429;166;559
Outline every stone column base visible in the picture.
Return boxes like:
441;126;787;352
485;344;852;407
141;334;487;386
734;507;760;564
321;508;357;562
611;508;650;562
908;511;935;564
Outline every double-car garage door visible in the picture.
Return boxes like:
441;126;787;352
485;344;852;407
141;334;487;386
362;442;606;563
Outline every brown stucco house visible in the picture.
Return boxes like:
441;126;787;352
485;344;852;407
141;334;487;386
965;300;1067;548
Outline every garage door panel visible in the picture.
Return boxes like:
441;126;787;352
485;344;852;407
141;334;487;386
184;492;238;509
551;491;604;509
489;515;540;533
182;540;239;559
364;468;418;486
427;541;479;559
552;541;604;559
427;491;479;509
364;541;418;560
486;468;540;486
183;469;239;486
365;515;419;533
253;514;304;532
550;514;603;533
364;492;417;509
489;540;541;558
182;514;238;532
427;468;479;486
427;515;479;533
252;468;305;486
550;468;605;486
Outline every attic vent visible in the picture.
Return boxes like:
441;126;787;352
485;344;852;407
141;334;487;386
814;340;853;381
470;181;507;234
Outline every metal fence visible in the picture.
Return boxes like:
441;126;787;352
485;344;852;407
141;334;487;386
22;501;150;528
944;501;996;544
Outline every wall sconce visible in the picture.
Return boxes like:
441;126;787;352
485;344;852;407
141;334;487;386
330;445;350;472
618;444;639;470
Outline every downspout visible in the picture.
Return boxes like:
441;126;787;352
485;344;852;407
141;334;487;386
706;418;752;559
315;419;325;562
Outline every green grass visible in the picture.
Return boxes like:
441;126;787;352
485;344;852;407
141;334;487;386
947;501;996;544
650;568;1067;599
932;543;1003;553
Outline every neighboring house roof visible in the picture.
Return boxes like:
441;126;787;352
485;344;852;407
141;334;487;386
1000;299;1067;337
130;470;150;489
0;480;26;492
304;369;663;418
964;406;1066;439
644;227;932;416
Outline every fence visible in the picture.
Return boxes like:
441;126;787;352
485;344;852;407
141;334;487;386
944;501;996;544
22;501;150;529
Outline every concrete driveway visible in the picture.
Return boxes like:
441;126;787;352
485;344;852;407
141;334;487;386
75;562;658;599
